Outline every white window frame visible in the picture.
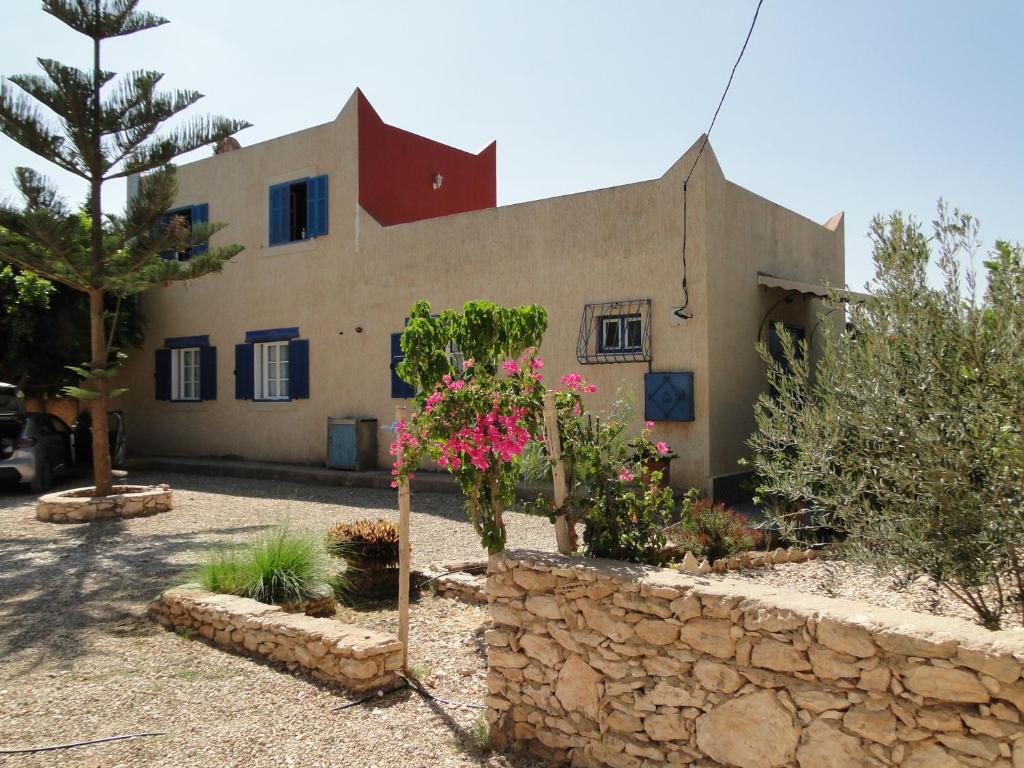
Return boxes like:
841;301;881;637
171;347;201;401
623;315;642;351
601;317;621;351
254;340;290;401
599;314;642;353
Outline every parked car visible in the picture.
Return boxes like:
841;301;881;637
0;382;126;492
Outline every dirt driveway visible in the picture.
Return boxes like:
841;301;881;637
0;472;553;767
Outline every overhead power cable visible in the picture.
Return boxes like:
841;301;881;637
675;0;766;320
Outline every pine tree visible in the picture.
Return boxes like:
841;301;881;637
0;1;249;495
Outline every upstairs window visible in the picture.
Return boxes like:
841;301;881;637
269;175;328;246
160;203;209;261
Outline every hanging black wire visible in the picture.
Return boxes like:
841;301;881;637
675;0;766;320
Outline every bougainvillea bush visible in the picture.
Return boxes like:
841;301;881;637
391;299;678;561
391;301;548;554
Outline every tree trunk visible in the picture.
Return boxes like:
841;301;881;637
89;289;113;497
87;21;112;498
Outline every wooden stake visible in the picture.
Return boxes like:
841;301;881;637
543;391;573;555
396;405;411;670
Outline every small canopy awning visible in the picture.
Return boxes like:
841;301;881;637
757;272;870;303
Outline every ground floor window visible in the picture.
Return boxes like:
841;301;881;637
156;337;216;402
577;299;651;364
599;314;642;353
255;340;290;400
172;347;201;401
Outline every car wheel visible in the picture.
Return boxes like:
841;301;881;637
30;459;53;493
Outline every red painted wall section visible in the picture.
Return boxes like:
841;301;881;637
357;91;496;227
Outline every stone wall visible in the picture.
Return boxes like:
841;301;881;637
37;485;172;523
484;549;1024;768
151;587;402;693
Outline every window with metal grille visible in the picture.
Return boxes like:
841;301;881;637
577;299;652;364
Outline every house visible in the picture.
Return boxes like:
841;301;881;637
117;89;846;495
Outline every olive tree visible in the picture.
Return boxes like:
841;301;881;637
748;204;1024;629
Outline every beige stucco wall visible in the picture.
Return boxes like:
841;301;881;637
703;157;845;479
117;90;841;494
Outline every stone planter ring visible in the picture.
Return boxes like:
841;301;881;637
36;484;173;523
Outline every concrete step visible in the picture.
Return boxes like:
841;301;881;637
125;455;458;493
125;455;551;500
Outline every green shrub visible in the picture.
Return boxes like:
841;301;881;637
192;526;331;606
667;491;761;562
748;204;1024;629
582;471;675;565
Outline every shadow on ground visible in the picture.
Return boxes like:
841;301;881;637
0;517;267;670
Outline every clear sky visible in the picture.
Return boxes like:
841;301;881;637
2;0;1021;291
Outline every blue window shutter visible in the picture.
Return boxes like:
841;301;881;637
154;348;171;399
268;183;290;246
191;203;209;255
199;345;217;401
234;343;254;400
159;212;174;260
155;348;171;400
391;332;415;398
288;338;310;399
306;175;328;237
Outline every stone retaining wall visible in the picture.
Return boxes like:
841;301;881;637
434;571;488;604
485;549;1024;768
151;587;402;693
37;485;172;523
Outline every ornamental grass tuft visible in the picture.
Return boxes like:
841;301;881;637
245;527;332;605
191;546;248;595
191;526;332;606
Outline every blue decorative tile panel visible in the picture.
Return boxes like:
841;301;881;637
644;372;694;422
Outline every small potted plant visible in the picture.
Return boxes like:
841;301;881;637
325;519;402;599
629;421;677;490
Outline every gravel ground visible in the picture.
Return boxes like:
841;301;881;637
713;558;1024;630
0;471;553;768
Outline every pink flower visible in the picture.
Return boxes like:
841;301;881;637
502;360;519;374
448;379;465;391
560;373;582;388
583;384;596;394
532;373;543;382
656;441;670;455
463;357;475;370
531;357;544;369
645;420;655;430
618;468;634;482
